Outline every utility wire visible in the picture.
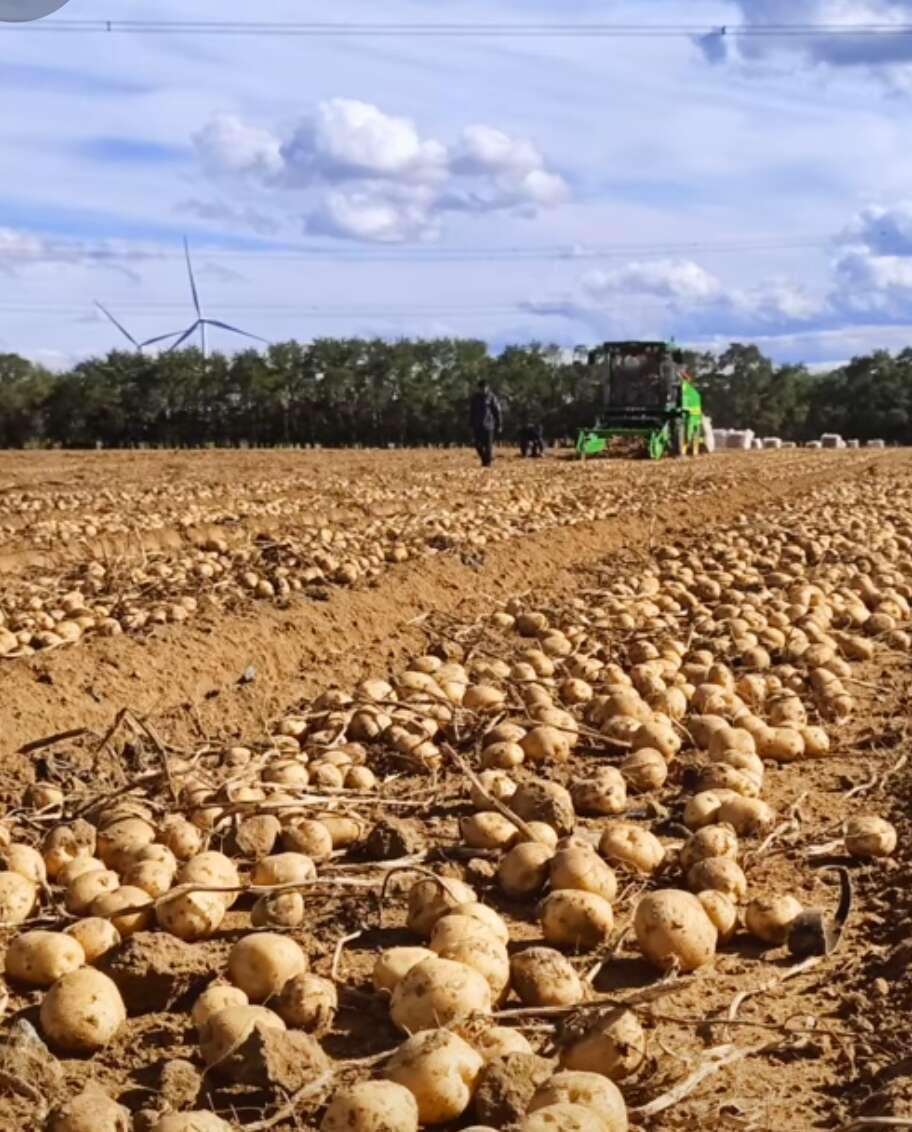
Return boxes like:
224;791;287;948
7;19;912;37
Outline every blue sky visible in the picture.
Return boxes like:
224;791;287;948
6;0;912;366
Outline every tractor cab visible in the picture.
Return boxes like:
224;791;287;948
577;340;703;460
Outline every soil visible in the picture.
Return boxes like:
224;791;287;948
0;446;910;1132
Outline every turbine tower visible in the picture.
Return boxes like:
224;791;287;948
165;238;267;359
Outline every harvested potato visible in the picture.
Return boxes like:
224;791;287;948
252;890;305;928
631;720;681;760
159;816;204;861
460;812;519;850
745;896;803;945
157;890;226;942
529;1071;628;1132
373;947;436;995
559;1010;646;1080
152;1115;234;1132
457;902;510;946
0;871;37;924
385;1029;484;1125
198;1005;286;1073
321;1080;419;1132
680;825;739;871
470;771;517;810
715;795;775;836
391;956;492;1032
570;767;627;816
510;947;583;1008
406;877;475;936
178;852;240;908
228;933;308;1002
498;842;555;899
124;859;175;899
58;856;105;887
48;1086;131;1132
40;968;126;1052
598;823;665;875
251;852;316;886
550;846;618;902
511;780;575;836
540;890;614;951
520;1103;608;1131
686;857;748;901
5;843;47;886
463;1024;533;1061
276;973;337;1033
430;914;503;953
6;930;85;987
698;891;738;944
192;984;250;1029
683;790;736;831
91;885;154;937
282;820;334;861
634;890;717;972
845;815;897;859
620;748;668;792
64;918;121;963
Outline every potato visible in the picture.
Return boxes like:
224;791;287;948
529;1071;628;1132
385;1029;484;1125
570;767;627;816
481;741;525;770
708;726;757;759
550;847;618;902
521;726;572;764
97;819;155;871
716;795;775;836
463;1024;533;1061
228;933;308;1002
276;972;337;1032
58;856;105;886
157;890;227;941
498;842;554;899
470;770;517;810
0;871;37;924
430;914;502;953
758;727;806;763
634;890;717;972
152;1114;234;1132
520;1105;606;1132
460;812;519;850
5;843;47;886
631;720;681;760
6;930;85;987
65;918;121;963
800;725;830;758
40;968;126;1052
511;780;575;836
252;890;305;928
559;1009;646;1080
322;814;366;849
251;852;316;887
42;824;95;881
745;896;803;945
124;859;175;899
282;820;334;861
457;902;510;946
540;890;614;952
321;1081;419;1132
598;823;665;875
406;877;475;936
391;956;492;1033
192;984;249;1029
510;947;583;1007
48;1086;131;1132
698;891;738;944
434;935;510;1005
91;885;154;937
179;852;240;908
65;869;119;915
159;816;204;861
373;947;436;994
680;825;739;871
845;815;897;859
697;764;761;799
516;822;560;849
683;790;736;830
686;858;748;901
198;1005;286;1073
620;748;668;792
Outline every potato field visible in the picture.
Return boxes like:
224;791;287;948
0;446;910;1132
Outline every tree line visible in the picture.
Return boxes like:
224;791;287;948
0;338;910;449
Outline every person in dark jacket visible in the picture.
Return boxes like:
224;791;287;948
520;423;545;458
469;380;502;467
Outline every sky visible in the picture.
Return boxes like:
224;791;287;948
7;1;912;367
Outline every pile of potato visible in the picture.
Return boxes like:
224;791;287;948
0;468;905;1130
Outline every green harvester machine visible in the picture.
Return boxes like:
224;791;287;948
576;340;705;460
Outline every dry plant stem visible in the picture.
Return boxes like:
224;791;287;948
17;726;89;755
445;744;546;844
245;1067;336;1131
332;929;363;982
835;1122;912;1131
726;954;824;1027
493;973;688;1021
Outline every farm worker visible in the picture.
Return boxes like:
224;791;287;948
469;380;502;468
519;423;545;458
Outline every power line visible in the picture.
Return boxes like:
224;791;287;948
7;19;912;38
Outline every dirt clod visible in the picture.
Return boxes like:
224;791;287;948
100;932;220;1013
473;1053;554;1126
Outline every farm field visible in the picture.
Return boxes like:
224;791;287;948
0;446;910;1132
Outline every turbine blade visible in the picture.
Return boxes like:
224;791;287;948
204;319;269;343
165;322;202;353
95;301;139;348
184;236;202;318
140;330;186;348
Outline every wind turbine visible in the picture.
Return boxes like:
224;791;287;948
164;238;268;359
94;302;183;354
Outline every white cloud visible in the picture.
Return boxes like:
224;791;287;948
841;200;912;254
582;259;723;303
192;99;568;243
192;113;284;179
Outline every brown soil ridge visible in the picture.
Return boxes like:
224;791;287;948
0;452;899;760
